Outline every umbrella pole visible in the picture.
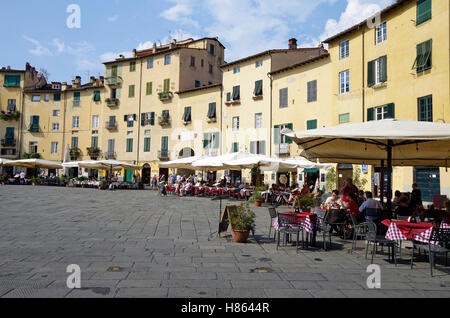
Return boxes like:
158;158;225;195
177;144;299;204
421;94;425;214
386;141;393;216
380;160;384;205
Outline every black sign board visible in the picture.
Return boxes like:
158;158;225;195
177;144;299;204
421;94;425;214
217;205;237;237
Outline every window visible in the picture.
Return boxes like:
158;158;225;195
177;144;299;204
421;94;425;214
44;94;50;102
232;86;240;101
195;80;200;88
340;40;349;59
367;103;395;121
375;22;387;44
207;103;216;119
414;39;432;73
233;66;240;74
108;139;115;155
93;90;101;102
53;110;60;117
307;80;317;102
279;88;288;108
130;61;136;72
147;58;153;69
339;113;350;124
7;99;16;111
72;116;79;129
29;116;39;132
92;130;98;135
418;95;433;122
53;93;61;102
339;70;350;94
71;137;78;148
250;141;266;155
231;142;239;153
307;120;317;130
146;82;152;95
161;136;169;157
256;60;263;68
126;138;133;152
32;95;41;102
190;56;195;67
141;112;155;126
4;75;20;87
129;85;135;98
274;124;293;144
183;106;192;123
203;132;220;149
232;117;239;131
201;59;204;67
91;136;98;148
92;115;99;129
368;56;387;86
51;142;58;154
254;80;263;97
73;92;80;106
209;64;213;74
226;92;231;102
144;137;151;152
417;0;431;25
164;54;171;65
163;79;170;92
209;44;215;55
29;142;38;154
52;123;59;131
126;114;135;127
255;113;262;128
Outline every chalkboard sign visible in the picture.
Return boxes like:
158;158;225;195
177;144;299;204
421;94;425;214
217;205;238;237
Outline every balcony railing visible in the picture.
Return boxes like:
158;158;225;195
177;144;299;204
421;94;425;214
28;124;39;133
73;100;80;107
204;148;218;157
0;111;20;121
105;121;117;130
158;116;171;126
1;139;16;147
275;143;290;155
105;76;122;86
158;150;169;160
158;91;173;101
70;148;81;158
105;152;116;160
87;147;101;158
105;98;119;107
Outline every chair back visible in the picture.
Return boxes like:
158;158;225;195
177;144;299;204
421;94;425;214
366;219;377;241
268;207;277;219
396;215;409;221
365;208;380;218
278;213;299;227
327;209;346;224
314;209;327;220
429;228;450;248
350;213;358;226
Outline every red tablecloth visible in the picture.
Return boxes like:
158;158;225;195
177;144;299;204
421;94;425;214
274;211;319;234
382;220;433;240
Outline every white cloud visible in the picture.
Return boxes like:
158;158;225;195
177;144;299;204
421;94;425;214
107;15;119;22
160;1;199;28
52;39;98;73
23;35;53;57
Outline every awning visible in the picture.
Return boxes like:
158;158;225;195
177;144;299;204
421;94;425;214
303;168;319;173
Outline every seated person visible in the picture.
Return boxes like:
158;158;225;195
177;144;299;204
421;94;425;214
394;195;412;218
324;190;342;209
359;192;382;221
300;184;310;195
342;192;359;217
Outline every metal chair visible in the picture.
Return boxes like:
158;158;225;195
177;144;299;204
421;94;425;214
350;214;369;253
268;207;278;240
320;210;332;251
327;209;347;239
277;213;304;253
411;228;450;277
365;220;397;266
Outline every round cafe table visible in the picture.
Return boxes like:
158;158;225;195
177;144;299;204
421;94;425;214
382;219;434;242
273;211;320;247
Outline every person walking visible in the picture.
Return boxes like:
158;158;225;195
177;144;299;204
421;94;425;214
409;183;423;213
20;170;25;185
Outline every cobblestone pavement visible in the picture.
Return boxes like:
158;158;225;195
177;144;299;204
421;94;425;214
0;185;449;298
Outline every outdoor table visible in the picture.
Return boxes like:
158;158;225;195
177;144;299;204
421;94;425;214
382;219;435;243
273;211;321;247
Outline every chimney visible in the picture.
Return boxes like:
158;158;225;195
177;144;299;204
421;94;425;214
132;49;137;58
75;76;81;84
26;62;31;72
153;42;157;53
62;82;67;91
7;66;11;70
90;76;95;84
288;38;298;50
318;43;324;49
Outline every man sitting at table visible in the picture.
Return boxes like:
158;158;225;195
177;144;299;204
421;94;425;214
325;190;341;208
359;192;382;221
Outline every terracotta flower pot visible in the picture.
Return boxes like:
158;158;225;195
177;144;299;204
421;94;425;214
254;200;262;207
231;229;250;243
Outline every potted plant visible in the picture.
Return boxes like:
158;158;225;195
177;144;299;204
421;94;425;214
98;180;108;190
249;191;263;207
297;195;315;212
230;203;256;243
0;175;8;184
31;177;40;186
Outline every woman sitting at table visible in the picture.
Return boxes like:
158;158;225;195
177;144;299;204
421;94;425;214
394;195;412;218
342;192;359;217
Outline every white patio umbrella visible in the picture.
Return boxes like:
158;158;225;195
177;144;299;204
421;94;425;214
62;144;70;176
283;119;450;210
224;155;298;172
282;158;332;170
192;152;260;171
159;156;204;169
3;159;62;169
0;158;12;166
78;160;142;171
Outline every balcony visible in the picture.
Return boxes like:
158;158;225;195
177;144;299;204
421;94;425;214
207;117;217;123
253;95;263;101
1;139;16;147
105;76;122;86
87;147;101;159
105;152;116;160
105;121;117;130
0;110;20;121
158;150;169;160
70;148;81;159
158;116;171;127
158;91;173;101
105;98;119;107
275;143;290;156
205;148;218;157
231;99;241;105
28;124;39;133
73;100;80;107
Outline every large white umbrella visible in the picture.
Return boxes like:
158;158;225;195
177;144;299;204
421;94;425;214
3;159;62;169
0;158;12;166
159;156;204;169
191;152;260;171
284;119;450;209
62;144;70;176
224;155;298;172
78;160;142;171
62;160;101;168
282;158;332;170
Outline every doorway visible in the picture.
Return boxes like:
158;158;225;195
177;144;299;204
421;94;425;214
337;164;353;190
142;164;151;185
415;167;440;203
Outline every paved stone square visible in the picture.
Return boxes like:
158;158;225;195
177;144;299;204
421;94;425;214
0;185;449;298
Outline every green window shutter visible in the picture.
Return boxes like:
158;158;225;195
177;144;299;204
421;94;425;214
4;75;20;86
129;85;135;98
126;138;133;152
161;136;168;151
379;55;387;83
386;103;395;119
141;113;146;126
232;142;239;153
274;125;280;145
91;136;98;148
307;120;317;130
254;80;263;96
130;61;136;72
144;138;151;152
232;86;240;100
286;123;293;144
260;141;266;155
339;113;350;124
74;92;80;101
183;107;191;122
418;95;432;122
367;108;374;121
5;127;14;139
367;60;375;87
417;0;431;25
163;79;170;92
208;103;216;118
226;92;231;102
93;91;100;102
203;133;209;149
124;115;128;122
146;82;152;95
214;132;220;149
150;112;155;125
53;93;61;102
250;141;256;154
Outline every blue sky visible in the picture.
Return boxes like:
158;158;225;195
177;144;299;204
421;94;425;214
1;0;393;82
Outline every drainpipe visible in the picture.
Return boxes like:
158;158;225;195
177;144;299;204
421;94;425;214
136;58;143;165
362;29;365;122
267;68;273;157
18;88;24;159
220;84;223;156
